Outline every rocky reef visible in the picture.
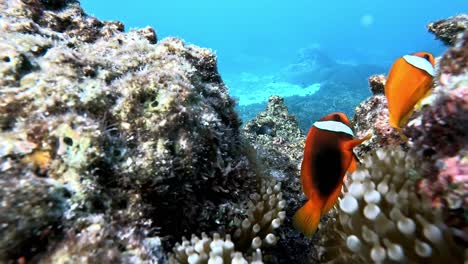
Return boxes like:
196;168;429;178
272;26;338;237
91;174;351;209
427;14;468;46
0;0;259;262
243;96;317;263
0;0;466;263
352;75;404;158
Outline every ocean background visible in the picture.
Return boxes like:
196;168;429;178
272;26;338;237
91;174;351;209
81;0;467;131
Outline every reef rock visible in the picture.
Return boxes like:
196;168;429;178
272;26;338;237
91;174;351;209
368;74;386;95
352;94;404;158
428;14;468;46
351;74;393;158
403;30;468;231
243;96;318;264
0;0;257;262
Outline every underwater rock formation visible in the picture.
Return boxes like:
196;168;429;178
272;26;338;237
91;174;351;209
352;94;403;158
352;74;403;157
243;96;318;264
243;96;304;167
39;215;167;264
0;0;257;262
427;14;468;46
243;96;304;220
0;174;67;260
368;74;386;95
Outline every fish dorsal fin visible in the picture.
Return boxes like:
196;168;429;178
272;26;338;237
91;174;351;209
403;55;435;77
313;120;354;137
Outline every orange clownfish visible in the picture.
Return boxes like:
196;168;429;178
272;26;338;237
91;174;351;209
385;52;435;128
293;112;371;237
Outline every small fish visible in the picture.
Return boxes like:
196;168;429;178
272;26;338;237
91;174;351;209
293;112;370;237
385;52;435;128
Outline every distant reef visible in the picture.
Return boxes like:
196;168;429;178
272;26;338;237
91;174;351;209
0;1;466;264
235;45;386;132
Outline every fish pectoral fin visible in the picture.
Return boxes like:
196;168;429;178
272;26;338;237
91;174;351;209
343;133;372;150
414;88;433;110
397;82;434;128
348;156;358;173
293;199;323;237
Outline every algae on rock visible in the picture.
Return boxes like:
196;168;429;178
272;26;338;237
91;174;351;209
0;0;258;262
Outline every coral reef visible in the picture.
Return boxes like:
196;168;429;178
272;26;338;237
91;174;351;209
0;174;67;260
243;96;304;166
427;14;468;46
243;96;317;264
352;74;402;157
368;74;386;95
317;147;465;263
322;16;468;263
352;95;403;158
417;154;468;230
403;29;468;232
437;31;468;84
169;180;286;264
1;0;466;263
0;0;257;262
39;215;167;264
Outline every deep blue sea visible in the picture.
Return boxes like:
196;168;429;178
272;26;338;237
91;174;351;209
81;0;467;131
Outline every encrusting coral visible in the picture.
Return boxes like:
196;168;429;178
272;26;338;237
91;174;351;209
367;74;386;95
427;14;468;46
38;215;167;264
352;76;404;158
317;147;466;264
169;179;286;264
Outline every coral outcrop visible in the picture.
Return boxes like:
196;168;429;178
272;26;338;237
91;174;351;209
243;96;317;264
352;94;403;158
0;175;67;260
427;14;468;46
0;0;257;262
367;74;386;95
39;215;167;264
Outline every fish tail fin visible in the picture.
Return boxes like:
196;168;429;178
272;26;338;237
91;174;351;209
293;199;322;237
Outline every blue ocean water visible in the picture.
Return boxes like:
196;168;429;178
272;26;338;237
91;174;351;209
81;0;467;130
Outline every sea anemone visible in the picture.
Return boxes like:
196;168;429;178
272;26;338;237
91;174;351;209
317;147;465;263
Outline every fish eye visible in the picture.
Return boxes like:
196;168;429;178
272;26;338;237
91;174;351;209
423;54;431;62
333;114;341;121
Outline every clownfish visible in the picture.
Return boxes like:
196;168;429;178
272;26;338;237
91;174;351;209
385;52;435;128
293;112;371;237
